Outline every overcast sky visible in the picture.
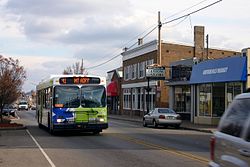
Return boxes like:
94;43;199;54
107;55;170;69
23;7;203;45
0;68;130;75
0;0;249;92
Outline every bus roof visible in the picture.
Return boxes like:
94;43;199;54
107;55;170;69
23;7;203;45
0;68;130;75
36;74;106;91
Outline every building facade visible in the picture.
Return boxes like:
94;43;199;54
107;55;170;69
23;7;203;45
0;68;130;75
106;67;123;115
121;26;240;120
167;50;249;125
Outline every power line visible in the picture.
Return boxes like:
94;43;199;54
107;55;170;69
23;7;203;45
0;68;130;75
162;0;222;25
86;0;222;70
163;0;210;21
86;54;121;70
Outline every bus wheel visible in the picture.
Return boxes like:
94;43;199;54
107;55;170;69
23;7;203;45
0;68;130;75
38;123;42;129
93;130;101;135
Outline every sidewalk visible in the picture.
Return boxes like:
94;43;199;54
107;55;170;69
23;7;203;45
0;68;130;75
108;114;217;133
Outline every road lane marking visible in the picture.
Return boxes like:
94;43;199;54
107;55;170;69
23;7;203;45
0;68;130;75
26;129;56;167
111;133;209;164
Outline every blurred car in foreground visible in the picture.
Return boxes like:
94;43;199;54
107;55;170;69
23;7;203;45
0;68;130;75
143;108;182;128
30;105;36;110
209;93;250;167
2;105;16;117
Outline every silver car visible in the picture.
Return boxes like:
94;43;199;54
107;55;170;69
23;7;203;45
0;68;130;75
209;93;250;167
143;108;182;128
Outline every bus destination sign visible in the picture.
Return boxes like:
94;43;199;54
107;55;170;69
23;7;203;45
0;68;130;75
59;77;100;84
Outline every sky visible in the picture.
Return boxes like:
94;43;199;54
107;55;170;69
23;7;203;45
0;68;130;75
0;0;249;92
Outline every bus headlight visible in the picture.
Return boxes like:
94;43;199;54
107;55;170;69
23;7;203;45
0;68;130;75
98;118;105;122
57;118;65;123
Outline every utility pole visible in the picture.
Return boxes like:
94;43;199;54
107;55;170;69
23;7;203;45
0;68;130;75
158;11;162;65
206;34;209;59
156;11;162;108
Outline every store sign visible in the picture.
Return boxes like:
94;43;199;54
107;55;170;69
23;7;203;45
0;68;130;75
171;66;192;81
203;67;228;75
146;65;165;80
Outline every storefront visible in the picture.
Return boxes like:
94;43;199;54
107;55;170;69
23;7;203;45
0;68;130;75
107;81;119;114
190;56;247;125
166;58;193;120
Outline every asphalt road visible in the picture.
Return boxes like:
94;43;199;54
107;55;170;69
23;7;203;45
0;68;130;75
0;110;212;167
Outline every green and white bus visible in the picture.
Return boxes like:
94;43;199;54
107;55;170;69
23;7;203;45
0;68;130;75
36;75;108;134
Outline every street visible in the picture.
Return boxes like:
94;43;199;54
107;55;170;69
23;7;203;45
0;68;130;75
0;110;211;167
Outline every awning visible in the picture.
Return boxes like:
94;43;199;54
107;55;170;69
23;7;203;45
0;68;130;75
107;81;118;96
190;56;247;84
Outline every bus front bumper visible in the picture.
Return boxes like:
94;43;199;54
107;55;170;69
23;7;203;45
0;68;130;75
53;123;108;131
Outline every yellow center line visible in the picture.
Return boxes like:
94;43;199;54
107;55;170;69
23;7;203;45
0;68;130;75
110;133;209;164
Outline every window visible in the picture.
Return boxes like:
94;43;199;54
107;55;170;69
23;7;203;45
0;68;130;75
45;87;52;109
124;66;129;80
123;89;131;109
140;88;144;111
54;86;80;108
199;84;212;117
219;98;250;137
132;88;136;109
227;82;242;107
174;86;191;113
132;64;137;80
212;83;225;117
81;86;106;108
144;87;156;111
128;65;132;80
138;62;145;78
147;59;154;66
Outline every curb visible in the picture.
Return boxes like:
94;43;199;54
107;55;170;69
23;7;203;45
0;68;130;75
109;116;215;134
181;127;214;134
0;125;26;130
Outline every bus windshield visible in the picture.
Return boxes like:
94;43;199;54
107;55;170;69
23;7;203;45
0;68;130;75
54;86;80;108
54;85;106;108
81;86;106;108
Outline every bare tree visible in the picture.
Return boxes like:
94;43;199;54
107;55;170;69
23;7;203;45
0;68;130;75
0;56;26;122
63;59;88;75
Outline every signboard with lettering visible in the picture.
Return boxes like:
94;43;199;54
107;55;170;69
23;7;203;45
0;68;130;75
146;66;166;80
59;77;100;84
171;66;192;81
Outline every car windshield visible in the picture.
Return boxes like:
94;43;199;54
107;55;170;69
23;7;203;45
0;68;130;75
19;102;27;105
4;105;14;109
158;108;176;114
54;85;106;108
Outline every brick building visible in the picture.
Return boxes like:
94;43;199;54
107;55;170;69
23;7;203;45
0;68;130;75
121;26;239;119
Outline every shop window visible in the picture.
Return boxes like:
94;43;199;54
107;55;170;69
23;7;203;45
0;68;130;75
123;89;131;109
199;84;212;117
212;83;225;117
174;86;191;113
227;82;242;107
144;87;155;111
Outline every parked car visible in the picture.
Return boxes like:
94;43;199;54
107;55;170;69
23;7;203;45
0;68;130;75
209;93;250;167
2;104;16;117
18;101;28;110
143;108;182;128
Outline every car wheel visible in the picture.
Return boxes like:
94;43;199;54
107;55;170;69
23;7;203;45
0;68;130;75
153;120;158;128
143;119;147;127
